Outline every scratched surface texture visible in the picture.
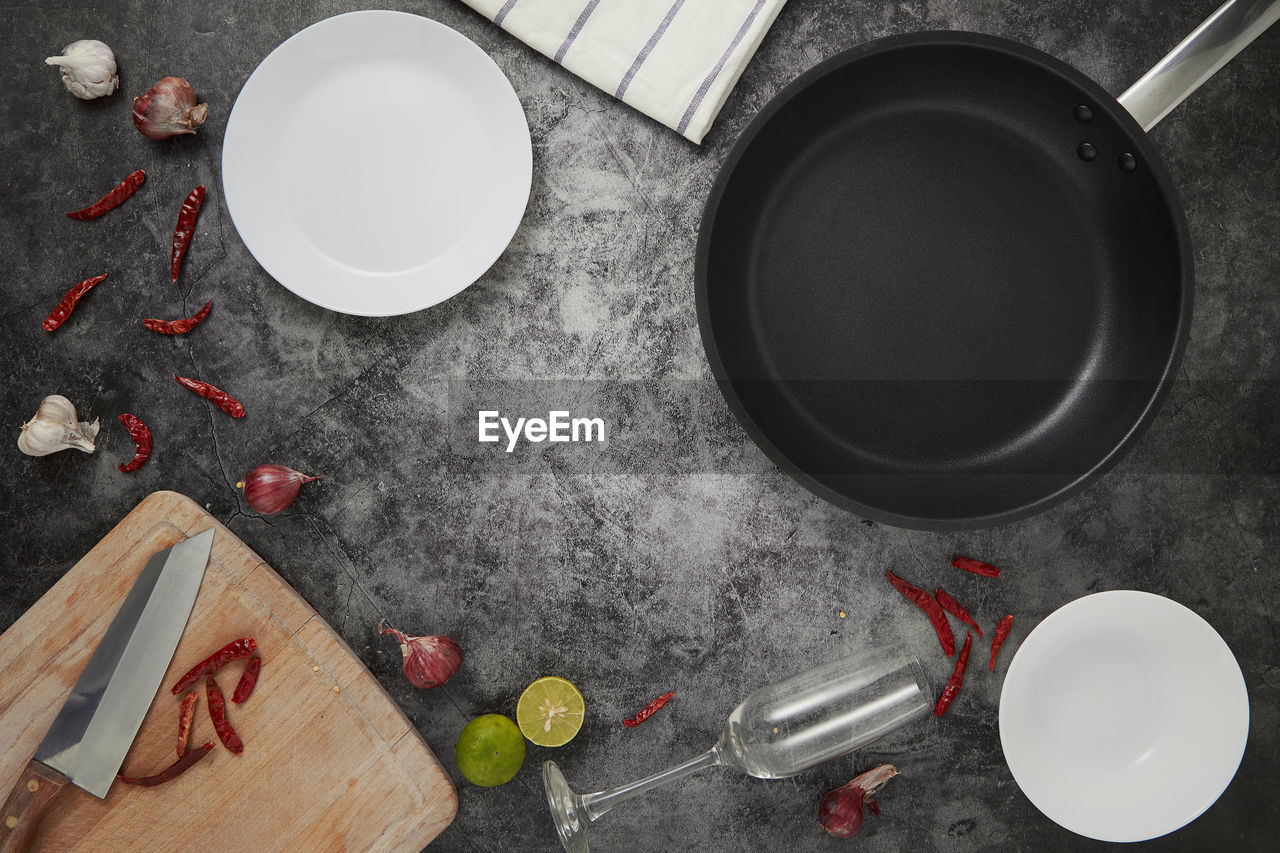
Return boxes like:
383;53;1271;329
2;1;1278;851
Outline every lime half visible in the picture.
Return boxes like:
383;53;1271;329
455;713;526;786
517;676;586;747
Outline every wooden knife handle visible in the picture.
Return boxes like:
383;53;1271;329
0;760;69;853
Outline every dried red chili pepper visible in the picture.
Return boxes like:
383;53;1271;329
934;632;972;716
206;675;243;754
42;273;108;332
173;373;246;418
144;299;212;334
171;637;258;695
176;691;199;757
934;587;983;638
170;185;205;282
989;614;1014;672
886;570;955;657
623;691;674;728
952;556;1001;577
232;656;261;704
117;413;153;473
118;741;214;787
67;169;146;220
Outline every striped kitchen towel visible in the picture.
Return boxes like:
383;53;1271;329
459;0;789;144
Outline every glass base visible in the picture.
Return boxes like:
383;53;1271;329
543;760;589;853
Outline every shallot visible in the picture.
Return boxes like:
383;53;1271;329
818;764;898;838
133;77;207;140
378;620;462;689
237;464;322;514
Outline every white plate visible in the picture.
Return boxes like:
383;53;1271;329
999;590;1248;842
222;11;532;316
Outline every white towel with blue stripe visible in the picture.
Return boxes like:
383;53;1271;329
460;0;789;144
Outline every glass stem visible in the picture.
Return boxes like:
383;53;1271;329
579;746;723;821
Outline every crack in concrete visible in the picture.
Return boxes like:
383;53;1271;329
902;534;930;574
170;161;240;506
330;483;374;522
223;507;276;528
175;144;232;304
280;358;390;444
0;287;64;323
301;510;382;617
340;581;356;633
180;343;239;496
294;388;346;427
180;238;227;304
435;682;471;730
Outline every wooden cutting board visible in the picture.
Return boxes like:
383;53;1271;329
0;491;456;851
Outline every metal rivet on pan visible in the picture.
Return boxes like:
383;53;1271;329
1118;152;1137;172
1077;142;1097;161
1074;104;1094;122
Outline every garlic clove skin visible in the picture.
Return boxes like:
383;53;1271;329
45;39;119;100
133;77;208;140
378;620;462;689
18;394;98;456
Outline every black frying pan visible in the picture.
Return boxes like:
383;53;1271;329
697;2;1279;530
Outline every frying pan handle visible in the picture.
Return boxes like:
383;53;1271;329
1118;0;1280;131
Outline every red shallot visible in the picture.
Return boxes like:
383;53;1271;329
378;619;462;689
133;77;207;140
818;764;898;838
237;464;322;514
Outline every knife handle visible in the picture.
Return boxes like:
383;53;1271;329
0;760;69;853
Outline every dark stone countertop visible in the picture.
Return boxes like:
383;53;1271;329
2;1;1277;851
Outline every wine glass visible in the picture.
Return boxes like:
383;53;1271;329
543;643;931;852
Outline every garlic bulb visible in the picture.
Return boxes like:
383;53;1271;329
45;40;119;100
18;394;99;456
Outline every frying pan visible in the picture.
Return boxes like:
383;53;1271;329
697;0;1280;530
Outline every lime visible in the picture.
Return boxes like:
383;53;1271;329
455;714;526;787
517;676;585;747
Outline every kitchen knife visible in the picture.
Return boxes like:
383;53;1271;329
0;528;214;852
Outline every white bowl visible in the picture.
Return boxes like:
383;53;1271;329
223;11;532;316
999;590;1248;842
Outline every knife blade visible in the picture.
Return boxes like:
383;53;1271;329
0;528;213;851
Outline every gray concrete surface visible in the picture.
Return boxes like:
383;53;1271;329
2;1;1278;850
